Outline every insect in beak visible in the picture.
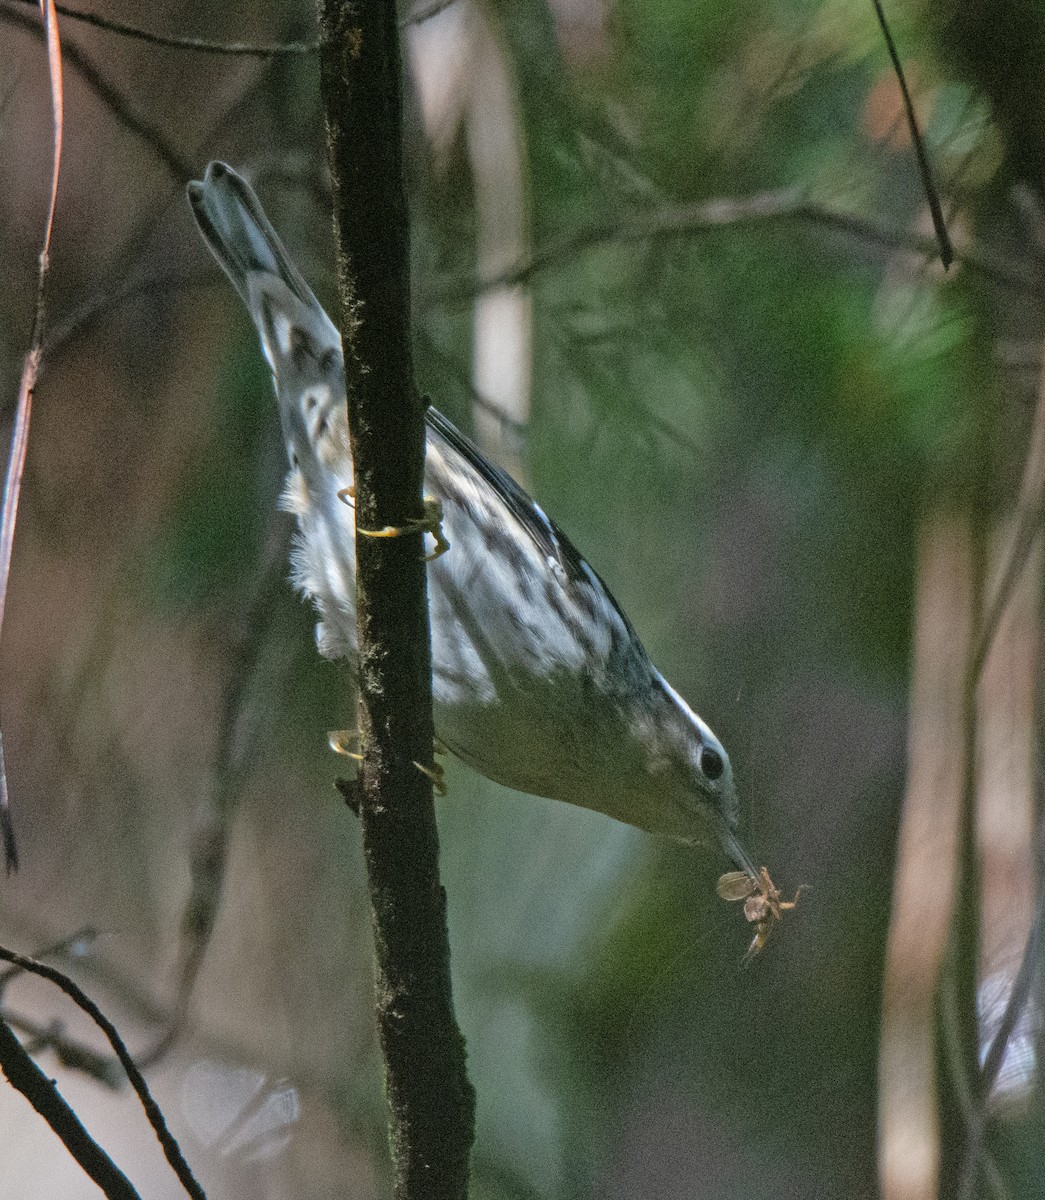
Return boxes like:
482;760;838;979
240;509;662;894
716;865;805;962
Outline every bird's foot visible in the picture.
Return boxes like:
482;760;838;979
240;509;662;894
331;730;448;797
353;497;449;562
413;758;448;796
328;729;363;761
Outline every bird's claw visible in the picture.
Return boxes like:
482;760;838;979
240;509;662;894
414;759;447;796
328;729;363;761
330;730;448;797
350;496;449;562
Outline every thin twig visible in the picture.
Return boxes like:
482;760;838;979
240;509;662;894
0;927;97;991
970;313;1045;677
0;929;120;1087
938;972;1009;1200
956;884;1045;1200
970;492;1045;682
951;345;1045;1199
0;736;15;873
0;1017;142;1200
870;0;954;268
421;328;702;458
2;3;195;180
418;332;527;434
43;271;213;362
0;0;64;874
426;188;1037;305
2;0;456;53
3;0;319;54
0;946;207;1200
141;514;292;1068
934;294;1045;1199
4;1010;123;1087
941;523;987;1197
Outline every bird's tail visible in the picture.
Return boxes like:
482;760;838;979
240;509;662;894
187;162;341;378
187;162;316;308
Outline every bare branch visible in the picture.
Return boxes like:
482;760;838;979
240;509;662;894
0;927;97;992
970;385;1045;677
319;0;476;1194
142;517;292;1068
0;1017;142;1200
870;0;954;268
0;0;65;874
951;336;1045;1199
938;970;1009;1200
4;1011;123;1087
956;883;1045;1200
0;946;207;1200
426;188;1038;305
43;271;213;362
1;3;195;180
2;0;319;55
2;0;457;54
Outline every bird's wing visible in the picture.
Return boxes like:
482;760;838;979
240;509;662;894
424;405;639;642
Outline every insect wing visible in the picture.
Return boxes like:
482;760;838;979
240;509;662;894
716;870;756;901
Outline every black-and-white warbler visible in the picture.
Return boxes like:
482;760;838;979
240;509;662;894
187;161;759;882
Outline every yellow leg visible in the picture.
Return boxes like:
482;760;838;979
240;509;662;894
328;729;363;761
353;497;450;562
332;730;448;797
413;759;448;797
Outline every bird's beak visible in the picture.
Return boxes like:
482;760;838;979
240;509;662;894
715;817;759;880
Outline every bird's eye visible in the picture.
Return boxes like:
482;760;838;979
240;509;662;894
700;746;724;781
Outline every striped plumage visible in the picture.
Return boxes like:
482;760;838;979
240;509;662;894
187;161;756;876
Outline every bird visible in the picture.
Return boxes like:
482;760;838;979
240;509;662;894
187;160;759;882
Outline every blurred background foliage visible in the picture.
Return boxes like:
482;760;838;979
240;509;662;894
0;0;1043;1197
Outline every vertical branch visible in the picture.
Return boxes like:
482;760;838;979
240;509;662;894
318;2;476;1198
878;513;973;1200
951;335;1045;1199
0;0;65;873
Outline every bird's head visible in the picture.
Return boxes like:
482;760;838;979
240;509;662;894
638;674;757;878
